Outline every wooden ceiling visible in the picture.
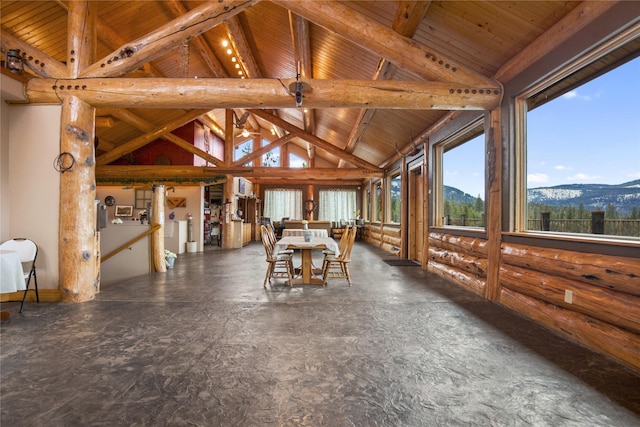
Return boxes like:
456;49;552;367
1;0;583;181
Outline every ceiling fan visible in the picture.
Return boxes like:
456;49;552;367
233;111;261;138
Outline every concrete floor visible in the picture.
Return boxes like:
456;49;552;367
1;241;639;426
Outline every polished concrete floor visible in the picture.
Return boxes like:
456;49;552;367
1;241;639;426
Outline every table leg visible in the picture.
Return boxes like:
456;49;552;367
291;248;325;285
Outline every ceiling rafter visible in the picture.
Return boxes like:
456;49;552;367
248;109;381;171
280;0;499;88
164;0;229;78
79;0;259;78
289;11;316;162
101;108;225;167
95;110;209;166
340;0;431;168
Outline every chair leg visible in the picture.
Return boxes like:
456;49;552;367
19;278;30;313
263;263;272;288
32;271;39;303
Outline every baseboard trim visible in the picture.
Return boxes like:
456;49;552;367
0;288;61;303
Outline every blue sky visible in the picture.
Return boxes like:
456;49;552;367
444;56;640;199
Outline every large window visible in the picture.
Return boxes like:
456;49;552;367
318;189;357;222
519;39;639;239
234;138;253;166
436;122;485;229
263;189;303;221
388;172;401;223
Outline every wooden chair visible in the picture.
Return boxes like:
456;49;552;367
323;224;352;257
260;225;294;287
322;225;357;286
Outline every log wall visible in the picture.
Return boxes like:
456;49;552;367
364;224;401;256
426;230;640;371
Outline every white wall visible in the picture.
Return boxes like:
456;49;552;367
96;185;205;251
2;102;61;290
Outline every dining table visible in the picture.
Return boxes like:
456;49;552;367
275;236;340;285
1;250;26;294
282;229;329;238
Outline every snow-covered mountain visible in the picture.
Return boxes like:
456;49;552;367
527;179;640;214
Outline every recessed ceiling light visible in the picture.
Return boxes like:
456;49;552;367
222;40;229;47
226;48;232;55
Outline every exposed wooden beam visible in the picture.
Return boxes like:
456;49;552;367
280;0;498;88
495;1;620;83
341;0;430;167
27;78;501;110
80;0;259;78
251;178;364;186
249;109;381;170
96;165;383;182
0;30;67;78
101;108;224;166
224;16;261;78
164;0;229;77
289;11;316;160
95;110;208;165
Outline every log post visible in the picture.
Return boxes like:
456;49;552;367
485;110;503;302
592;210;605;234
222;176;235;248
59;1;98;304
151;185;166;272
541;211;551;231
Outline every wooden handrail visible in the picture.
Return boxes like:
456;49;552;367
101;224;161;263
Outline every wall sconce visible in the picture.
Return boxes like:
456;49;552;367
4;49;24;74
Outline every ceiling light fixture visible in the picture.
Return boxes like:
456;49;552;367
3;49;24;74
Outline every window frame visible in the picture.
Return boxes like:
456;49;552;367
433;119;485;230
387;169;402;224
514;29;640;243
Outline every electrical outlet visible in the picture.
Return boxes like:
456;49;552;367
564;290;573;304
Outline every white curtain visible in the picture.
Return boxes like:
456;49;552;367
264;189;303;221
318;189;357;222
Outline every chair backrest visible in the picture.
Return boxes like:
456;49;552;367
0;238;37;264
337;225;352;254
339;226;357;262
260;225;275;258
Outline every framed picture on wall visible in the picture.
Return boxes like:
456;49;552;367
115;205;133;216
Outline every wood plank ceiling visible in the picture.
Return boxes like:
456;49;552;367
1;0;581;182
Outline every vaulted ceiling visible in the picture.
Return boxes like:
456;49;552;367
1;0;583;182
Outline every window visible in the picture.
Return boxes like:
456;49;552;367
135;189;152;210
234;138;253;166
365;188;371;221
388;171;401;223
318;189;357;222
261;138;280;167
289;153;307;168
518;38;639;239
374;181;382;222
436;122;485;228
263;189;303;220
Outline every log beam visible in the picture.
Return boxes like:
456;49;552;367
80;0;258;78
249;109;384;170
0;30;67;78
95;110;209;165
280;0;498;88
96;165;383;183
25;78;502;111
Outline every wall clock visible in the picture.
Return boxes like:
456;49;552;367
105;196;116;206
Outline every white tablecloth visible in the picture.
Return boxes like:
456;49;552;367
282;229;328;238
275;236;339;256
0;250;26;293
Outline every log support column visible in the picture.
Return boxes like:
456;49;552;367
485;109;503;301
59;1;98;303
151;185;166;272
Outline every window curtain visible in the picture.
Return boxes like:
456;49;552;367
264;189;303;221
318;189;357;222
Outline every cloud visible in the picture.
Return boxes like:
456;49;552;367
554;165;572;171
527;173;549;183
562;89;598;101
568;172;600;181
